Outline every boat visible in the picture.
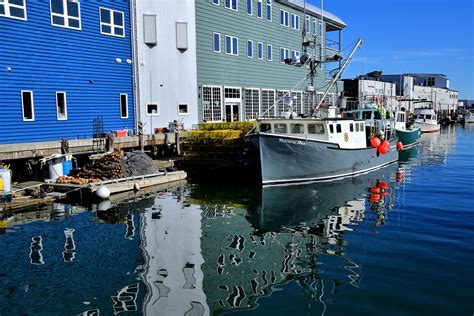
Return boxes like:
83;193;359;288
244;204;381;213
245;37;398;185
394;110;421;148
413;107;440;133
464;109;474;123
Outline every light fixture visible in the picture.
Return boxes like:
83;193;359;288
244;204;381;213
115;58;122;63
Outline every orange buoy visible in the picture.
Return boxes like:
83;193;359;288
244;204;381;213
369;194;381;203
381;191;389;197
378;144;389;154
378;181;389;189
370;137;381;147
397;141;403;151
370;187;381;193
381;140;390;148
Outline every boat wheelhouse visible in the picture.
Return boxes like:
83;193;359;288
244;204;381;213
394;110;421;148
413;108;441;133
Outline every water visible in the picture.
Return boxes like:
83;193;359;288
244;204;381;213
1;125;473;315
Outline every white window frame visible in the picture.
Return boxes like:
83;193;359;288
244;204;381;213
99;7;124;38
50;0;81;30
247;39;253;58
291;13;299;30
244;87;261;120
224;0;238;11
120;93;128;119
280;47;289;63
0;0;27;20
280;9;289;27
257;42;263;60
267;44;272;61
246;0;251;15
146;102;160;116
266;0;271;21
305;15;310;33
261;88;276;118
21;90;35;122
225;35;238;56
212;0;220;5
178;103;189;116
256;0;262;18
56;91;68;120
202;85;223;122
312;17;317;35
213;32;221;53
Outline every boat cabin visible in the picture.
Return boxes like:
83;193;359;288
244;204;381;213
257;118;368;149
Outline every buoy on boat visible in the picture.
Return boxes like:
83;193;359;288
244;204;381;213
378;143;389;154
397;141;404;151
95;185;110;200
378;181;389;189
370;137;381;147
370;187;381;193
369;194;381;203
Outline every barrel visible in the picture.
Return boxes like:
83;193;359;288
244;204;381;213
0;169;12;194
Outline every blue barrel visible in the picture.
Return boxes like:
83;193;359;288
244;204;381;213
62;160;73;176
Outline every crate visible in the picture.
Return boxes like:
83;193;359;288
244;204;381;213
114;130;128;138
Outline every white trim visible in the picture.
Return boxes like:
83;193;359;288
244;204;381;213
223;86;242;122
212;0;220;5
224;0;238;11
261;88;276;117
146;102;159;116
267;44;272;61
246;0;252;15
21;90;35;121
56;91;68;120
279;9;289;27
202;85;223;122
225;35;238;56
213;32;221;53
279;47;289;63
177;103;189;116
120;93;129;119
0;0;27;21
50;0;82;30
247;39;253;58
256;0;262;18
257;42;263;60
266;0;272;22
99;7;125;38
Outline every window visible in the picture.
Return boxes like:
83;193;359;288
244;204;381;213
21;90;34;121
267;44;272;61
261;89;275;117
359;123;364;131
178;103;189;115
245;88;260;120
257;0;262;18
247;40;253;58
225;0;237;11
202;86;223;122
120;94;128;118
266;0;271;21
308;124;324;134
212;0;219;5
312;17;317;35
259;123;271;133
290;124;304;134
274;124;287;134
0;0;27;20
336;124;341;133
291;13;299;30
258;42;263;60
305;15;310;33
147;103;159;116
427;77;435;86
280;9;289;27
355;123;359;132
50;0;81;30
291;50;300;61
349;123;353;132
56;92;67;120
213;32;221;53
329;125;334;133
100;8;124;37
291;91;302;113
246;0;251;15
280;47;289;63
225;35;238;56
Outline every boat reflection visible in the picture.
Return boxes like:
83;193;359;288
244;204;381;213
199;164;398;314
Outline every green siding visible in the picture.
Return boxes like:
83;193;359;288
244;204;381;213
196;0;343;122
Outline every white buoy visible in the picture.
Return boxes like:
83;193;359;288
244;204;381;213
95;185;110;200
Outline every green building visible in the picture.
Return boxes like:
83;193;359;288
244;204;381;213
195;0;346;123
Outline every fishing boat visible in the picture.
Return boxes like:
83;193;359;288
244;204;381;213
394;110;421;148
464;109;474;123
413;107;440;133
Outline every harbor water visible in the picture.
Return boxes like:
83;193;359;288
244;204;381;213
0;125;473;315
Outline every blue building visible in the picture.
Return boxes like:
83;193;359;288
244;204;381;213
1;0;134;145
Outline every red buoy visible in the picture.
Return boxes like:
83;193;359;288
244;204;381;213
370;137;381;147
370;187;381;193
381;140;390;148
378;144;389;154
397;141;403;151
369;194;381;203
378;181;389;189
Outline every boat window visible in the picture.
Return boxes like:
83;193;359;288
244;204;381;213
349;123;354;132
329;124;334;133
345;112;353;119
259;123;271;133
355;123;359;132
308;123;324;134
397;113;404;122
363;111;372;120
426;115;432;120
374;111;382;120
274;123;287;133
290;124;305;134
336;124;341;133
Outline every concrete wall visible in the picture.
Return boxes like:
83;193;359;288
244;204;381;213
134;0;199;133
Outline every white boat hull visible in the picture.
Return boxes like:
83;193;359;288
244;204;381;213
414;121;440;133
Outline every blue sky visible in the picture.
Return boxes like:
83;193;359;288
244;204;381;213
313;0;474;99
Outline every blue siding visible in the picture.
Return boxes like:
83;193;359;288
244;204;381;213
0;0;134;144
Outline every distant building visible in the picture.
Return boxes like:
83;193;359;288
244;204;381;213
459;100;474;109
1;0;134;145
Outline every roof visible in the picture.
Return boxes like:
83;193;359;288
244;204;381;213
276;0;347;29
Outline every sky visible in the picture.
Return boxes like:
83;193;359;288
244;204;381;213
312;0;474;99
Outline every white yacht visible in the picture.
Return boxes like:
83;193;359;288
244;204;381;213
413;108;440;133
